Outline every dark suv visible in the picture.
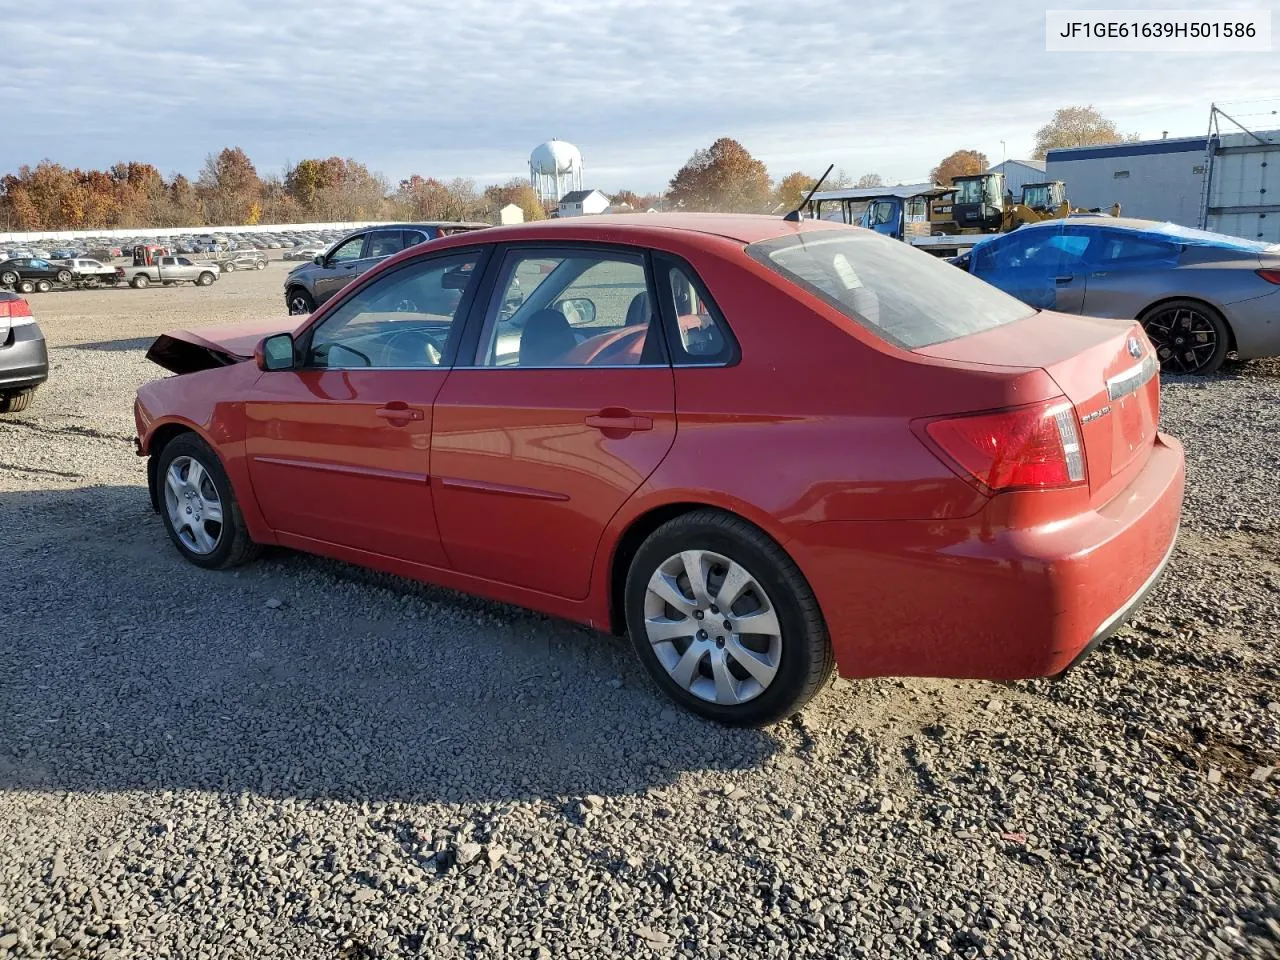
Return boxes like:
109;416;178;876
283;222;489;315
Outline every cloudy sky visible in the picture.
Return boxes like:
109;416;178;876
6;0;1279;191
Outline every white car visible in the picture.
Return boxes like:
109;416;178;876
67;258;118;284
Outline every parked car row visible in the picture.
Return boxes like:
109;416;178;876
3;227;355;265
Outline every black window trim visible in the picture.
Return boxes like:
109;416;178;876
651;250;740;368
451;239;674;370
293;244;493;371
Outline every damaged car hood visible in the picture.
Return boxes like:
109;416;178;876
146;318;298;375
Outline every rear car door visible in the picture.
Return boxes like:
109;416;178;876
312;233;368;304
243;247;488;566
1081;230;1182;318
431;244;676;599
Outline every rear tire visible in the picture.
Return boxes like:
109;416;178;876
1139;298;1231;376
55;269;72;283
223;262;236;272
624;509;833;726
35;280;52;293
155;432;261;570
0;388;35;413
16;280;35;294
131;274;150;289
0;270;17;287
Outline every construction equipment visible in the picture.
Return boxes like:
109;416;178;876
951;173;1120;234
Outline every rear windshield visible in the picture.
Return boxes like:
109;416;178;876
747;229;1035;349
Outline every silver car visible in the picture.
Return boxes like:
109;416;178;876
957;217;1280;374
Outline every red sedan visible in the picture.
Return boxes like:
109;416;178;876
134;214;1184;726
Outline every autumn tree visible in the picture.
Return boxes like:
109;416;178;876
773;171;815;211
197;147;262;224
931;150;989;186
856;173;884;188
1032;105;1139;159
482;178;546;221
667;138;771;213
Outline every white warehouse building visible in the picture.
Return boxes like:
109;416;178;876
986;159;1047;201
1046;130;1280;242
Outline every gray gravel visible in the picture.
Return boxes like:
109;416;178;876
1;274;1277;959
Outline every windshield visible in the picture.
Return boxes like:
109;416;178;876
747;229;1035;349
1022;185;1050;208
867;200;896;225
954;179;983;204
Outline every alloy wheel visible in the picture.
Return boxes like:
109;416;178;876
164;456;224;555
643;550;782;705
1142;306;1220;374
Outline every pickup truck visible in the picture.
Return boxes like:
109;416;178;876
116;255;220;289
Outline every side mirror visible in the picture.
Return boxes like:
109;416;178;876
559;297;596;325
313;254;325;266
256;333;295;371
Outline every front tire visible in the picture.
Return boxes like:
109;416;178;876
255;261;266;270
156;433;261;570
0;388;35;413
1140;299;1231;375
0;270;17;287
55;269;72;283
287;287;315;315
197;271;216;286
624;509;833;726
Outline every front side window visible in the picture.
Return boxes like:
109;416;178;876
305;251;481;369
476;250;660;367
749;229;1035;349
327;235;365;264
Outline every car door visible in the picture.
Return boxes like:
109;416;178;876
430;245;677;600
970;227;1094;312
1080;230;1182;319
243;247;488;567
312;232;368;304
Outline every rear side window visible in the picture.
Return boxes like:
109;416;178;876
367;231;407;259
748;229;1035;349
1095;233;1179;264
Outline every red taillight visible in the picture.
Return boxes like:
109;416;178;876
920;398;1087;494
1257;268;1280;285
0;298;32;319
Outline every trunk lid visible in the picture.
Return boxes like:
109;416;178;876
916;310;1159;504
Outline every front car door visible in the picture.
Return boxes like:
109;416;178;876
312;232;368;304
431;244;676;599
970;227;1095;312
243;247;488;567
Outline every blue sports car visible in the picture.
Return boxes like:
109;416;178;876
952;218;1280;375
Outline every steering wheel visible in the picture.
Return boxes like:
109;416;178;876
382;328;443;366
323;342;373;367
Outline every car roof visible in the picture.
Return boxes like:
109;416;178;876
430;212;848;248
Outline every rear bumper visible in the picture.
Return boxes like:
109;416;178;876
0;322;49;391
793;432;1185;680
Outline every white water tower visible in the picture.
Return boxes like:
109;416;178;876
530;139;584;203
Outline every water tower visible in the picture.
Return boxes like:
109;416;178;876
530;139;584;203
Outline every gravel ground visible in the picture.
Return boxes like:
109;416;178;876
1;268;1277;959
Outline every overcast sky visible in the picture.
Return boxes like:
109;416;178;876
6;0;1279;192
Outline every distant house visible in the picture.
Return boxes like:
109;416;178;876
497;203;524;225
557;189;610;217
986;159;1048;201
